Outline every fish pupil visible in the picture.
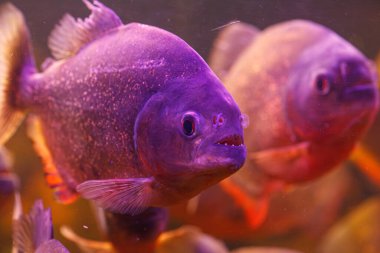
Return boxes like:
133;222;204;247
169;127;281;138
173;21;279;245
316;75;330;95
182;116;195;136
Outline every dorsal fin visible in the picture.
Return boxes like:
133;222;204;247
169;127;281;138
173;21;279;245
48;0;123;60
209;22;260;80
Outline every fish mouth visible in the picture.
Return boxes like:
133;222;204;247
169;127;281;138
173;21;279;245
342;84;377;102
215;134;244;147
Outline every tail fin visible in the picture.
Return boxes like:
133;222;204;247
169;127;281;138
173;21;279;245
0;3;36;144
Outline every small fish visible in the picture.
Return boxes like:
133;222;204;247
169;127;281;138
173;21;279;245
183;20;379;229
0;0;246;214
13;199;69;253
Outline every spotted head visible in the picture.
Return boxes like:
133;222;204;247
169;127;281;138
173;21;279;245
134;71;246;201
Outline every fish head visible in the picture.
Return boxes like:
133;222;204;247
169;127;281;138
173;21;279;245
286;37;379;141
134;72;246;198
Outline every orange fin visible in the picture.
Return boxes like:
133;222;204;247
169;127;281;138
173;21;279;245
27;116;78;204
350;143;380;187
220;178;269;229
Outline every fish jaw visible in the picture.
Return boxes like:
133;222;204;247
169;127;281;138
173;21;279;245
182;133;247;191
200;134;246;172
148;133;246;204
340;84;378;107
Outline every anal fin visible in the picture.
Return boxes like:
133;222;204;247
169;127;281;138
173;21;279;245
76;177;154;215
27;116;78;204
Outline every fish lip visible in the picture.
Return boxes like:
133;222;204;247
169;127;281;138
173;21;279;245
215;134;244;147
342;84;377;102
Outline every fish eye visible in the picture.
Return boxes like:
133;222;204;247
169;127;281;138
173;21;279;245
181;113;197;137
315;75;331;95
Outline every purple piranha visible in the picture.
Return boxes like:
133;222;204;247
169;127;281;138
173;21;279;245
0;0;246;215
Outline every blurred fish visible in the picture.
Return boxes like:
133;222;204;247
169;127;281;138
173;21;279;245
0;147;18;195
62;225;229;253
171;163;360;241
231;247;302;253
0;0;246;215
61;226;113;253
199;20;379;228
156;226;229;253
317;197;380;253
232;247;302;253
12;199;69;253
62;224;306;253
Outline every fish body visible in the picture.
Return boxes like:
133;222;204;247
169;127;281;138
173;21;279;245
0;1;246;214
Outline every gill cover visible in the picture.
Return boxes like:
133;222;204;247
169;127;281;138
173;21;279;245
134;93;169;175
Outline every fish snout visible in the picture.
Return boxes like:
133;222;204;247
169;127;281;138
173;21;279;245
340;60;373;87
212;113;226;128
338;60;377;102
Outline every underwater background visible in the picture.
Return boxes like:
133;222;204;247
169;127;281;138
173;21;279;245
0;0;380;252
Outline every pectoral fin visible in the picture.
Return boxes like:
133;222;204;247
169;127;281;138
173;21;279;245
248;142;310;177
76;177;154;215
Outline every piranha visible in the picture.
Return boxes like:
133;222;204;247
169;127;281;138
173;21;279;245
0;0;246;215
180;20;379;228
13;199;70;253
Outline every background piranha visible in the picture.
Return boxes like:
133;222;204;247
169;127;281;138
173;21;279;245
172;19;379;230
0;0;246;215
